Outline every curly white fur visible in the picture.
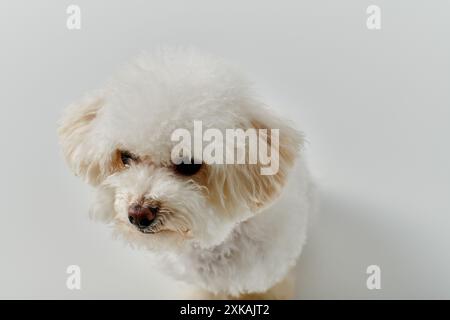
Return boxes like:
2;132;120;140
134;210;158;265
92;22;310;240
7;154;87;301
58;47;314;298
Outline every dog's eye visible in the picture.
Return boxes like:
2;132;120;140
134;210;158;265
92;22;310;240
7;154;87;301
120;150;136;166
174;160;202;176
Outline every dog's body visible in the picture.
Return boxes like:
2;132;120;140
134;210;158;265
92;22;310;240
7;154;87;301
58;48;313;299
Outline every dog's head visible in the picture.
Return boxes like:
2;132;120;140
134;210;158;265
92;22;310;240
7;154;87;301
58;48;302;250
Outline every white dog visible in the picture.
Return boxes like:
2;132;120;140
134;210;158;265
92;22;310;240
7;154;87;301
58;48;314;299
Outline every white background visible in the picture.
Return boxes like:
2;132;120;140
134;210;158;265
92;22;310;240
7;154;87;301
0;0;449;299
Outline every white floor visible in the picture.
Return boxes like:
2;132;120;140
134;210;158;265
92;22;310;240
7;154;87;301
1;1;449;299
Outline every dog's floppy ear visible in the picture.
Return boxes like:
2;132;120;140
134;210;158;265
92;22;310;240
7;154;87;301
208;105;303;213
58;91;116;186
237;109;303;211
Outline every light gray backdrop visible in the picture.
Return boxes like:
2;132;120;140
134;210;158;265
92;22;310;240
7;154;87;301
0;0;449;299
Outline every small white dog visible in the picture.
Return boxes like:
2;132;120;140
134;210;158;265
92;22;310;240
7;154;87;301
58;48;314;299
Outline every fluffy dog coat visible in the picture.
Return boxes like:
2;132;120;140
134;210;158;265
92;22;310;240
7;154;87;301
58;48;313;299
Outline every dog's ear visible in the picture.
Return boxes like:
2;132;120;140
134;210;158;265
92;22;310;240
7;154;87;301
208;106;303;213
58;91;117;186
237;110;303;211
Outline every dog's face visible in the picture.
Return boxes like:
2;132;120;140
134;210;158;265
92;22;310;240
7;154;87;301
58;49;302;250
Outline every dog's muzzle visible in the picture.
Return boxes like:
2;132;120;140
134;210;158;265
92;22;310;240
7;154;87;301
128;203;158;230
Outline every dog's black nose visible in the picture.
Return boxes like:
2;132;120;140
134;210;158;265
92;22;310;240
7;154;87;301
128;204;157;228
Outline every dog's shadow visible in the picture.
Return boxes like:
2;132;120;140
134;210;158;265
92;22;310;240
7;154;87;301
293;189;417;299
